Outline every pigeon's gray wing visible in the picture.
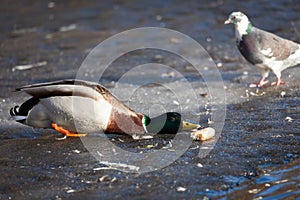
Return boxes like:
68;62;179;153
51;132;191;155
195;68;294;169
255;27;299;60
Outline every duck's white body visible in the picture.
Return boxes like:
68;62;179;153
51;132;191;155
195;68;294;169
26;96;111;133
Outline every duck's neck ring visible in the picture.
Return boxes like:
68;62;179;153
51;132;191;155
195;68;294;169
142;115;151;133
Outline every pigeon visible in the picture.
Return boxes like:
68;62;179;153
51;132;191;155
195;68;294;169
225;11;300;87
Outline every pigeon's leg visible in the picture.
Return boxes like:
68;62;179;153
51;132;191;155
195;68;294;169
257;78;269;87
271;71;285;86
271;79;285;86
250;69;269;87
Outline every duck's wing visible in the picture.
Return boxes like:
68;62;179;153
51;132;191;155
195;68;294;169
17;79;114;101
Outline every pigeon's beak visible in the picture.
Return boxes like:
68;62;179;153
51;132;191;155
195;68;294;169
182;121;201;131
224;19;231;24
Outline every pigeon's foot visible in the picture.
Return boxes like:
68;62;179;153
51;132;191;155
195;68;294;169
249;84;259;88
249;79;269;88
271;79;285;86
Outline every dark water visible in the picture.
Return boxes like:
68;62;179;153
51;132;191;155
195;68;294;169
0;0;299;199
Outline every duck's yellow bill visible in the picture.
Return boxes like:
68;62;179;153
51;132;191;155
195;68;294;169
182;121;201;131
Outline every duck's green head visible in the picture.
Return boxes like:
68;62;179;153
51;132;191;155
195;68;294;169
142;112;200;134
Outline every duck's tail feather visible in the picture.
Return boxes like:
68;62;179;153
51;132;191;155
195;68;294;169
9;114;27;122
9;97;39;123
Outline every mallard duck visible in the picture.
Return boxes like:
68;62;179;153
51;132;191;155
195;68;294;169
10;79;200;138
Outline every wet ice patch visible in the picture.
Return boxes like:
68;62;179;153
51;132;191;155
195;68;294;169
12;61;47;71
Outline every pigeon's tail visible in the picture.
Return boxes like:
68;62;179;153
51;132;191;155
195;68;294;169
289;44;300;66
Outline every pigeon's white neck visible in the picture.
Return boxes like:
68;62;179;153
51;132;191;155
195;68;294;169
235;20;252;40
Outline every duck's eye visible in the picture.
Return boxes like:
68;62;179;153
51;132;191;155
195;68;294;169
185;122;189;126
170;117;176;122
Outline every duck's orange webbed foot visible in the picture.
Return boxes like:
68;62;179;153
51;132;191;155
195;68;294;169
51;123;87;139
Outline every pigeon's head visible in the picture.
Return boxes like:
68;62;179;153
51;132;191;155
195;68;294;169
224;11;249;25
225;11;252;39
